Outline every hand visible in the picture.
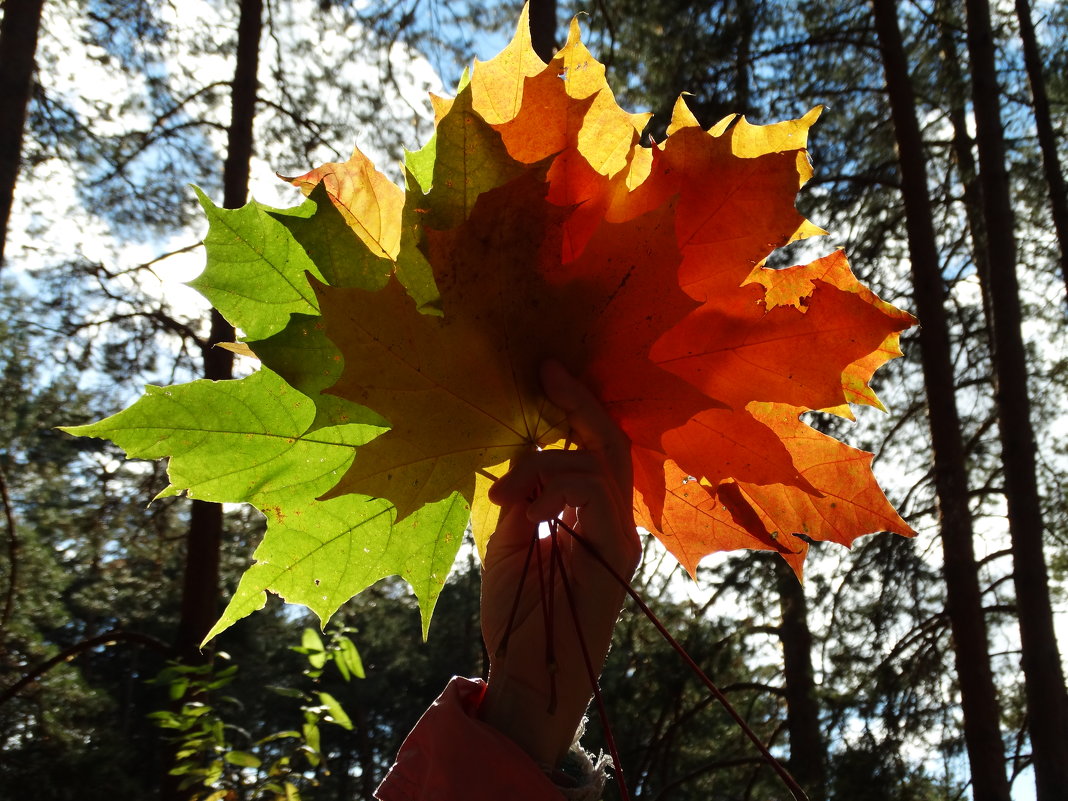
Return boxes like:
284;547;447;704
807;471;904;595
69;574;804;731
479;360;641;767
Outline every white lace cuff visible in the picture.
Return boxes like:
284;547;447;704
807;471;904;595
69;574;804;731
545;720;610;801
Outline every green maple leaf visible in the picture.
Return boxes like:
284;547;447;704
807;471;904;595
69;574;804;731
62;367;464;638
63;368;373;507
272;183;392;292
191;188;324;339
206;491;468;641
252;313;388;433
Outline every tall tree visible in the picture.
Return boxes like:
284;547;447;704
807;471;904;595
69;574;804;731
7;2;1065;797
962;0;1068;796
933;0;993;329
584;2;929;793
0;0;46;269
529;0;557;61
775;560;827;801
1013;0;1068;302
165;0;262;798
869;1;1012;799
0;281;189;799
3;0;483;798
173;0;262;669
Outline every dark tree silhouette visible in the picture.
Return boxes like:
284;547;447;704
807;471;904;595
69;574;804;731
870;0;1012;798
0;0;46;269
963;0;1068;796
166;0;262;798
1013;0;1068;303
776;560;828;801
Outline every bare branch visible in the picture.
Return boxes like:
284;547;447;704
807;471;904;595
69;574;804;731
0;629;173;707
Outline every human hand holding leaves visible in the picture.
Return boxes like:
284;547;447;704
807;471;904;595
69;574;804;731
479;361;640;766
64;7;916;640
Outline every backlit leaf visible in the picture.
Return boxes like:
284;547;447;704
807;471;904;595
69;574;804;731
65;7;917;639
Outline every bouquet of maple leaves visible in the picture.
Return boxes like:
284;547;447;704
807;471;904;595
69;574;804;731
66;9;916;641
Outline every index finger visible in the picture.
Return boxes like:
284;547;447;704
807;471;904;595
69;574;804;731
541;360;632;489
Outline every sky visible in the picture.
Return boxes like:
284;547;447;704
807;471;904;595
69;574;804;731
7;2;1065;798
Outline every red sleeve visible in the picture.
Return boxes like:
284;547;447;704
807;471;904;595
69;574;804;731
375;676;564;801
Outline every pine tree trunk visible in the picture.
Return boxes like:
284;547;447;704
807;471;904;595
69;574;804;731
962;0;1068;797
173;0;261;665
529;0;557;62
870;1;1012;798
775;560;827;801
163;0;261;796
0;0;46;270
354;704;377;799
734;0;754;115
1013;0;1068;303
933;0;993;331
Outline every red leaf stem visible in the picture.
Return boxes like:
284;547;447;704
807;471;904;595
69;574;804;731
556;517;810;801
497;528;538;659
549;520;631;801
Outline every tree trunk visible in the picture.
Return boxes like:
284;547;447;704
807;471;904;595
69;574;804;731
0;0;46;270
933;0;993;331
733;0;754;115
870;1;1012;799
775;560;827;801
163;0;261;796
173;0;260;665
353;704;377;799
962;0;1068;797
528;0;557;62
1013;0;1068;303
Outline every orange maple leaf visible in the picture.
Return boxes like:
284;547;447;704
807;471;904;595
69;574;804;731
294;11;916;578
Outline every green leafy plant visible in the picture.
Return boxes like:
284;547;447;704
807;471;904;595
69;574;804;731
149;627;361;801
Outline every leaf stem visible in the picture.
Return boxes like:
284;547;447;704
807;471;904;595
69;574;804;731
497;529;537;659
556;517;810;801
535;527;558;714
550;520;631;801
546;525;559;715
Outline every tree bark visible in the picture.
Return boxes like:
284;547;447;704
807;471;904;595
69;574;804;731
734;0;754;115
775;561;827;801
933;0;993;331
870;1;1012;799
962;0;1068;797
528;0;557;62
173;0;261;667
164;0;261;797
1013;0;1068;303
0;0;46;270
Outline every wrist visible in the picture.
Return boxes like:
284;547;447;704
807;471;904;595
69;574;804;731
479;666;585;767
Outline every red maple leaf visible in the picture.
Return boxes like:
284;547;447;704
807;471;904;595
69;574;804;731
286;10;916;578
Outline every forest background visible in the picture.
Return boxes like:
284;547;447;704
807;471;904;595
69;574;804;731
1;0;1066;799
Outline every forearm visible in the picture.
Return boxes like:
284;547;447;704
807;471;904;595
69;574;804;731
480;664;588;767
480;576;624;768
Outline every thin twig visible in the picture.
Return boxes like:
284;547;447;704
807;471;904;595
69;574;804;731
547;525;560;714
497;529;538;659
534;526;557;714
0;630;172;707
